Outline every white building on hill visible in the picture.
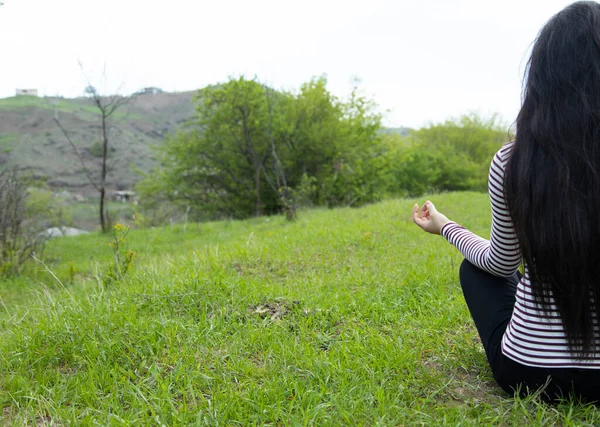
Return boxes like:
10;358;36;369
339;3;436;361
15;89;38;96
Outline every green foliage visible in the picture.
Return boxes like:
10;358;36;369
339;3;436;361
133;168;187;226
2;194;600;424
393;143;440;196
294;173;318;208
393;114;510;195
0;170;48;276
138;76;388;220
298;81;388;207
26;187;73;227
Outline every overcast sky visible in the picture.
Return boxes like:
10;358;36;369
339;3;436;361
0;0;575;128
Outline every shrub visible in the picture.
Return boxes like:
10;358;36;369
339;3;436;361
0;169;47;276
393;114;510;195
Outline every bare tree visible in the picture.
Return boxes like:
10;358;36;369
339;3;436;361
54;64;131;232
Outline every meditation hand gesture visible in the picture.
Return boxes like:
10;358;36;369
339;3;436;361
412;200;451;235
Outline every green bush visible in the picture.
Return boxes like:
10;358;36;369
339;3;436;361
27;188;73;228
137;76;389;220
89;140;115;158
392;114;510;195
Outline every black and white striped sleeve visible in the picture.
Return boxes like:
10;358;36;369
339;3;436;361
440;144;522;277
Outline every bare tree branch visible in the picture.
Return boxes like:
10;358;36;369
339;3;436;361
53;114;100;192
57;60;133;232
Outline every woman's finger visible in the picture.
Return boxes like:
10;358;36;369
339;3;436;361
413;204;426;227
412;204;420;223
426;200;438;215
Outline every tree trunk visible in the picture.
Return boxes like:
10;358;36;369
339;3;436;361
282;187;297;221
100;187;106;232
255;167;261;217
100;114;108;232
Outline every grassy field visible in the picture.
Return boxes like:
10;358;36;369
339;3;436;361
1;192;599;425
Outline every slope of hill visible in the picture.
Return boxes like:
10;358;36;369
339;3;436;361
0;91;196;195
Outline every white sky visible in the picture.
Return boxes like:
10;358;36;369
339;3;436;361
0;0;575;128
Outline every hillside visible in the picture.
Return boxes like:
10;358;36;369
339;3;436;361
0;91;196;195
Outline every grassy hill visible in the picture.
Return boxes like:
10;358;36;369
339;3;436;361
1;192;598;425
0;92;195;195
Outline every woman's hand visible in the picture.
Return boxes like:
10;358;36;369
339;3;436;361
412;200;451;235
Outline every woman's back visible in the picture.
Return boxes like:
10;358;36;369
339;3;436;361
413;1;600;401
504;0;600;358
444;141;600;367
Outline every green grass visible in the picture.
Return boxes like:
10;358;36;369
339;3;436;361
0;133;17;153
0;96;99;115
0;96;146;122
0;96;140;121
1;192;599;425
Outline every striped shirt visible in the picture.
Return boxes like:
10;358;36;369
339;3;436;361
441;141;600;368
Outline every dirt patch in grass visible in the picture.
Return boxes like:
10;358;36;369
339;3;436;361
2;407;12;424
248;299;301;321
421;354;502;405
36;415;54;426
58;364;77;375
449;367;502;403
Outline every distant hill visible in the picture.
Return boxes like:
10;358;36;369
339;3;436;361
0;92;410;196
0;91;196;195
382;127;412;137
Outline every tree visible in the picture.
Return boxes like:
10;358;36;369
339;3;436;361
153;77;278;219
138;76;389;220
284;77;387;207
54;66;131;232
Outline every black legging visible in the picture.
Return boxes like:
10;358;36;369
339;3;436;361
459;259;600;403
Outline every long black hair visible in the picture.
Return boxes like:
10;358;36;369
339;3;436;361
505;1;600;357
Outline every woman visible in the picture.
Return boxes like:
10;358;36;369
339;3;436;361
413;1;600;402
